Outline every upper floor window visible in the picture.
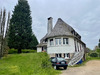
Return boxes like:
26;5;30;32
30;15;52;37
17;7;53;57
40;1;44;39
63;38;68;44
50;39;54;46
55;38;61;45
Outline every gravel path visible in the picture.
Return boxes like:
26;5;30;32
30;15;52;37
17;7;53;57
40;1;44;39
60;60;100;75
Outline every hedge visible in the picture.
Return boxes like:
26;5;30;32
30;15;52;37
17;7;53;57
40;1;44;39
8;49;36;54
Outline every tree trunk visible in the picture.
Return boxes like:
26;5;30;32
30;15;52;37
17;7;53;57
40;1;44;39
18;49;22;53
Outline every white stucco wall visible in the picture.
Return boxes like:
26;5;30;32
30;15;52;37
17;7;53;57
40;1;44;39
47;37;75;54
37;47;42;52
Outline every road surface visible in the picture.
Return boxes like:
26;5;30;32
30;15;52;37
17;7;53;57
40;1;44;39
60;60;100;75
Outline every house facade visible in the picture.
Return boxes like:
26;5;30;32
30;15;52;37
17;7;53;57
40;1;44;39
37;17;86;62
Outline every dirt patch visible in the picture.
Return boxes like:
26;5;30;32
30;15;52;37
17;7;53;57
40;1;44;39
60;60;100;75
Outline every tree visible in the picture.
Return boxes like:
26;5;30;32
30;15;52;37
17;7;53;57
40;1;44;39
99;39;100;48
0;9;10;58
30;34;38;50
8;0;38;53
97;39;100;57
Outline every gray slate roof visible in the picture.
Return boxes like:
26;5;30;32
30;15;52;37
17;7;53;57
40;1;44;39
46;18;74;38
40;18;74;43
39;18;85;45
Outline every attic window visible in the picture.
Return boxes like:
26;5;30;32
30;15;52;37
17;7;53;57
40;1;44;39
50;39;54;46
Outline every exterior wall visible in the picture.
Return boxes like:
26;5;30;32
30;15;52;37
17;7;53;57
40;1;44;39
49;53;55;57
37;47;42;52
47;36;75;54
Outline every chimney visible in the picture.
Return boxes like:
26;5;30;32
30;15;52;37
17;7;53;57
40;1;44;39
47;17;53;34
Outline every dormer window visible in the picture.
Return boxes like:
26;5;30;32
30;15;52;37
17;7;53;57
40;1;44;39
50;39;54;46
63;38;68;44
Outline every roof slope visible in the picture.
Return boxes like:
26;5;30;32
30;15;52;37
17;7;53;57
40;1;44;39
46;18;73;38
40;18;74;43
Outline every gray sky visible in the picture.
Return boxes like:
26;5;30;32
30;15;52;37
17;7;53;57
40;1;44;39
0;0;100;49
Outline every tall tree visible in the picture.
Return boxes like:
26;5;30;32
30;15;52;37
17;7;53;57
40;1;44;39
8;0;38;53
0;9;10;58
30;34;38;50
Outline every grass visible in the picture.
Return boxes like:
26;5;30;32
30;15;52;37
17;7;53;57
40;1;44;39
0;53;60;75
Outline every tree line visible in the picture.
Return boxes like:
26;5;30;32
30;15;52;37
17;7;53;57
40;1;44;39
0;0;38;58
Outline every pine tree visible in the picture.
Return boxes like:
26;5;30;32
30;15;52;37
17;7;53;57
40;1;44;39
8;0;38;53
30;34;38;50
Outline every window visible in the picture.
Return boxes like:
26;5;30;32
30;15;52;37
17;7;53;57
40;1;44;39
63;38;68;44
55;38;61;45
57;57;65;61
50;39;54;46
64;53;70;58
77;41;79;52
56;54;62;57
51;58;56;62
74;39;77;52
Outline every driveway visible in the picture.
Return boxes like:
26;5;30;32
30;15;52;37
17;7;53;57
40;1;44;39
60;60;100;75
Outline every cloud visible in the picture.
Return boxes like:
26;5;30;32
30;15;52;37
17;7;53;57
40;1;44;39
0;0;100;49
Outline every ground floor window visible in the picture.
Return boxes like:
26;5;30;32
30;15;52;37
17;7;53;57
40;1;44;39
55;53;62;57
42;47;47;52
64;53;70;59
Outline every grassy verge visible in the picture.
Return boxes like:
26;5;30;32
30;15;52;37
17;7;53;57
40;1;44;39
0;53;60;75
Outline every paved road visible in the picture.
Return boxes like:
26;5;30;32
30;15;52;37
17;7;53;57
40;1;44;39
60;60;100;75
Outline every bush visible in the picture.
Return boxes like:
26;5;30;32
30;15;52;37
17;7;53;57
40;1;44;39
41;53;51;69
8;49;17;54
8;49;36;54
90;53;98;57
22;49;37;53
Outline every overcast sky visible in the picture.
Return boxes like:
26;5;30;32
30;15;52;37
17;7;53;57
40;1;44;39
0;0;100;49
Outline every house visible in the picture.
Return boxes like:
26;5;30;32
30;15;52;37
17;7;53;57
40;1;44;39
37;17;86;66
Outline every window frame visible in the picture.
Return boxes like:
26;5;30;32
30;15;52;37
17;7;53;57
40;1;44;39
56;53;62;57
50;39;54;46
63;38;69;45
55;38;61;45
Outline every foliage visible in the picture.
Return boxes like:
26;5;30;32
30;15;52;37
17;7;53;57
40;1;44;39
41;53;51;69
96;49;100;57
29;34;39;50
0;53;60;75
89;53;98;57
8;0;38;53
8;49;36;54
98;40;100;47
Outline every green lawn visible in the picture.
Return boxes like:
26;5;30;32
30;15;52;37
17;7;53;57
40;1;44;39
0;53;60;75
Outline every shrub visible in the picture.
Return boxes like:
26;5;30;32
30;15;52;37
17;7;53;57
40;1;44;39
8;49;17;54
8;49;36;54
90;53;98;57
22;49;37;53
41;53;51;69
